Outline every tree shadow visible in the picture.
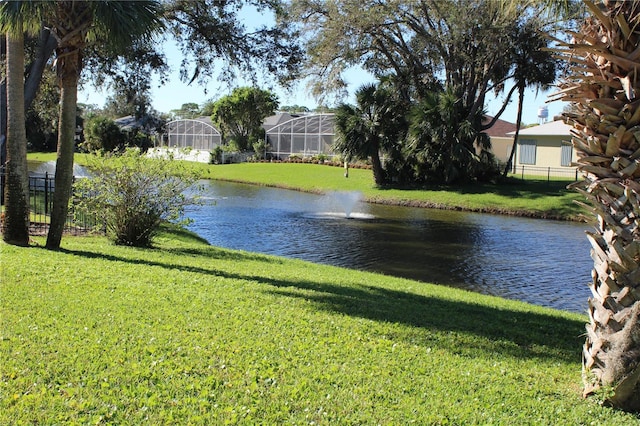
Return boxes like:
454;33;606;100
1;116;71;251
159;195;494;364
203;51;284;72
261;279;585;363
59;245;585;364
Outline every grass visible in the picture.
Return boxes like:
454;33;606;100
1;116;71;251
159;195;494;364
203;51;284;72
2;227;638;424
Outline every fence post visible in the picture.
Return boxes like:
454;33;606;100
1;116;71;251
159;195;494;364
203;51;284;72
548;167;551;182
44;172;49;215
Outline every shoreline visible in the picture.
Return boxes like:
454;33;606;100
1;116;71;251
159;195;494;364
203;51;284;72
210;177;589;222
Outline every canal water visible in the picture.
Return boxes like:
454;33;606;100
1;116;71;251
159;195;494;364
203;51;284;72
187;180;592;313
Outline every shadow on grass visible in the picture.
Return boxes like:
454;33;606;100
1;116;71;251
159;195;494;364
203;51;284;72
60;245;585;364
262;280;585;364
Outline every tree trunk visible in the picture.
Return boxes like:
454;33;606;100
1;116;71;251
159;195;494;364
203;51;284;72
46;55;80;250
24;29;57;108
553;0;640;412
1;29;57;204
503;83;525;177
3;29;30;246
370;147;386;186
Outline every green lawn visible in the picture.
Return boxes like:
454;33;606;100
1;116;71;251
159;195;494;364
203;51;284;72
1;227;637;424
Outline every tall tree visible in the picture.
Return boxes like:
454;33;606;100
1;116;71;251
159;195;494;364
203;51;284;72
286;0;551;182
170;102;202;120
288;1;535;112
552;0;640;411
50;1;163;250
333;83;407;186
0;1;164;250
503;17;558;177
3;19;29;245
210;87;279;151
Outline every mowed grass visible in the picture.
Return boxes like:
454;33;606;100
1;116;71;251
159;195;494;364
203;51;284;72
2;228;637;424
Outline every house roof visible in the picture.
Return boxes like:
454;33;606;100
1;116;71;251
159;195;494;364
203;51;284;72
483;116;518;138
263;112;301;130
508;120;572;136
114;115;141;131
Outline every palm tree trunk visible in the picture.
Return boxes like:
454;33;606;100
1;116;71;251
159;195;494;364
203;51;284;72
1;29;56;194
503;83;525;177
3;28;30;246
45;1;92;250
46;54;80;250
370;147;386;186
552;0;640;411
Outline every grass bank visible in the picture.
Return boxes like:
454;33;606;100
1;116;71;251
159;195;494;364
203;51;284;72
1;228;637;424
29;153;585;221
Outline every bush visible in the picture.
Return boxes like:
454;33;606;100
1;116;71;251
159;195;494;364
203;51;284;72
210;146;223;164
82;116;126;152
74;149;202;247
252;139;270;160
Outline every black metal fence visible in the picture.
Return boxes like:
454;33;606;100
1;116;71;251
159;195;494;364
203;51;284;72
510;165;580;182
1;172;101;235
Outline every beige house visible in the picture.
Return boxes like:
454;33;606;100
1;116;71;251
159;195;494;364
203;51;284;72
483;116;518;163
507;120;576;176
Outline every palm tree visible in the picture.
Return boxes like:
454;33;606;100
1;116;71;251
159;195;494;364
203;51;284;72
2;18;29;245
552;0;640;411
333;83;407;186
1;1;163;249
407;85;487;184
503;18;557;177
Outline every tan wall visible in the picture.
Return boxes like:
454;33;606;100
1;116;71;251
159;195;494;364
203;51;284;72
489;136;514;163
516;135;575;168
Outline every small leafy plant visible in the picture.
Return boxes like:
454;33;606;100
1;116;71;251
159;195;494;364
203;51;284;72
74;148;202;247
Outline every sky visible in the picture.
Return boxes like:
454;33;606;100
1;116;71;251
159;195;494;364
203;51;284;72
78;7;567;126
79;53;565;126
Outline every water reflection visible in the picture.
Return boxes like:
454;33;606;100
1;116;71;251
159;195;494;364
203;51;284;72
187;180;592;313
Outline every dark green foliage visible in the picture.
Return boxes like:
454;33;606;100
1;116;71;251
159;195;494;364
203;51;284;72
82;116;126;152
333;83;408;185
210;87;278;151
82;116;155;153
407;86;497;184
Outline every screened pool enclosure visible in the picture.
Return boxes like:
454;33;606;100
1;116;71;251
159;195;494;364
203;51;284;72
265;113;336;158
162;117;222;151
154;114;337;163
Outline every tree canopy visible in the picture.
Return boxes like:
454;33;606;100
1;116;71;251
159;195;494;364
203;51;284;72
286;0;561;183
286;0;557;120
210;86;278;151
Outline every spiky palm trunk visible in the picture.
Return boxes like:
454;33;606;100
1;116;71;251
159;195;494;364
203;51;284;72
46;1;92;250
553;0;640;411
3;27;30;246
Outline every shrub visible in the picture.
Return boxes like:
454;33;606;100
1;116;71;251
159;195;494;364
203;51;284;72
74;149;202;247
210;146;223;164
82;116;125;152
252;139;271;160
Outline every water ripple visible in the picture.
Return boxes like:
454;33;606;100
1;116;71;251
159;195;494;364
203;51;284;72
187;181;592;313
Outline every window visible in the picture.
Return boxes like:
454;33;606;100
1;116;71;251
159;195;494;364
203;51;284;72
519;139;536;165
561;142;573;167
